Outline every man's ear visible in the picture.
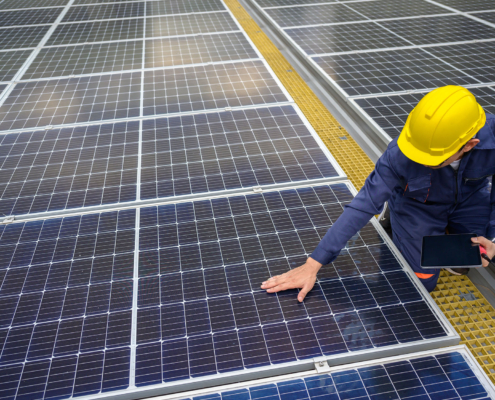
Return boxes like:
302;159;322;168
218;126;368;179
463;138;480;153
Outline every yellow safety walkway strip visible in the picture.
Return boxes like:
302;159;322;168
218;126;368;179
223;0;375;190
223;0;495;384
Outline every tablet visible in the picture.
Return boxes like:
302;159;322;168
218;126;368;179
420;233;482;269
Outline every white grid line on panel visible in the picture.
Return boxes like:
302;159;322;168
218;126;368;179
262;0;377;9
426;0;495;28
130;206;140;388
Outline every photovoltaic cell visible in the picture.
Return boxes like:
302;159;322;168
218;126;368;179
383;15;495;45
0;25;50;50
24;40;143;79
313;48;478;97
346;0;452;20
145;33;258;69
46;18;144;46
474;11;495;24
433;0;495;12
0;121;139;216
142;60;288;117
0;209;135;400
255;0;335;7
146;0;226;16
0;7;62;26
179;351;490;400
145;12;239;38
135;183;447;386
62;2;145;23
285;22;409;55
427;41;495;84
0;50;32;81
0;0;67;9
0;72;141;131
353;86;495;139
140;106;338;200
265;4;365;28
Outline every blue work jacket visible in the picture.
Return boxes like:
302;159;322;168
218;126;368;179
311;113;495;266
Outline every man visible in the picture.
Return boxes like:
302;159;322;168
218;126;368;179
261;85;495;300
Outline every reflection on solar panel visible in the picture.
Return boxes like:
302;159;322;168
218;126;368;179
285;23;409;55
346;0;452;20
145;12;239;38
265;3;365;27
0;50;32;81
145;33;258;68
0;209;135;399
135;183;448;386
0;72;141;131
0;7;62;26
62;2;145;22
179;350;492;400
142;61;288;116
46;18;144;46
353;86;495;139
0;0;67;9
146;0;226;16
384;15;495;45
313;48;477;96
25;41;143;79
0;121;139;216
140;106;338;200
0;25;50;49
433;0;495;12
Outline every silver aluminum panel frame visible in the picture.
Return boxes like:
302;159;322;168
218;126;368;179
41;178;458;400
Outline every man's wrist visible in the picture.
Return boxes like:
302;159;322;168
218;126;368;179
306;257;323;271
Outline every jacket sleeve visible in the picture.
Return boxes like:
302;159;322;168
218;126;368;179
310;149;402;265
489;175;495;238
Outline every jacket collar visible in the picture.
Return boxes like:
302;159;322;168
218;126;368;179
472;113;495;150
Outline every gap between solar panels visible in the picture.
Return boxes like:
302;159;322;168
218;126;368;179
0;180;458;400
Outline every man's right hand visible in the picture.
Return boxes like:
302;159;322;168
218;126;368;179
472;236;495;267
260;257;323;302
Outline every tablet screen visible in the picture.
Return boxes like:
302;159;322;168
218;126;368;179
421;233;482;268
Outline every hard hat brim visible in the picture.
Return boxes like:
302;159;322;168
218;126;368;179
398;105;486;166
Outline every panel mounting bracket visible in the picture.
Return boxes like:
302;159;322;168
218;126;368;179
314;360;331;373
2;216;15;224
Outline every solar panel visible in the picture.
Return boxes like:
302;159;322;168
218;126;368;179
433;0;495;12
134;182;452;387
0;7;62;26
0;72;141;132
383;15;495;45
265;4;365;28
255;0;334;7
146;0;226;16
140;106;339;200
345;0;452;20
145;12;239;38
0;120;139;216
471;11;495;25
142;60;289;117
0;209;135;400
46;18;144;46
285;23;409;55
352;86;495;140
24;40;144;79
62;2;145;23
144;32;259;69
178;349;494;400
312;48;478;97
0;0;67;9
0;50;32;81
427;41;495;84
0;25;51;50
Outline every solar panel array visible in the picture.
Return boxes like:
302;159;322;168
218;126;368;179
0;0;463;399
252;0;495;140
179;349;494;400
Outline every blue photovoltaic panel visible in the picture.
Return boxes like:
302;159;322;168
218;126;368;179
0;121;139;216
354;86;495;139
0;8;62;27
135;184;447;386
142;60;289;117
181;351;490;400
0;209;135;400
140;106;339;200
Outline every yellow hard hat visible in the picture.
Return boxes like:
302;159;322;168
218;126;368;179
398;86;486;165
